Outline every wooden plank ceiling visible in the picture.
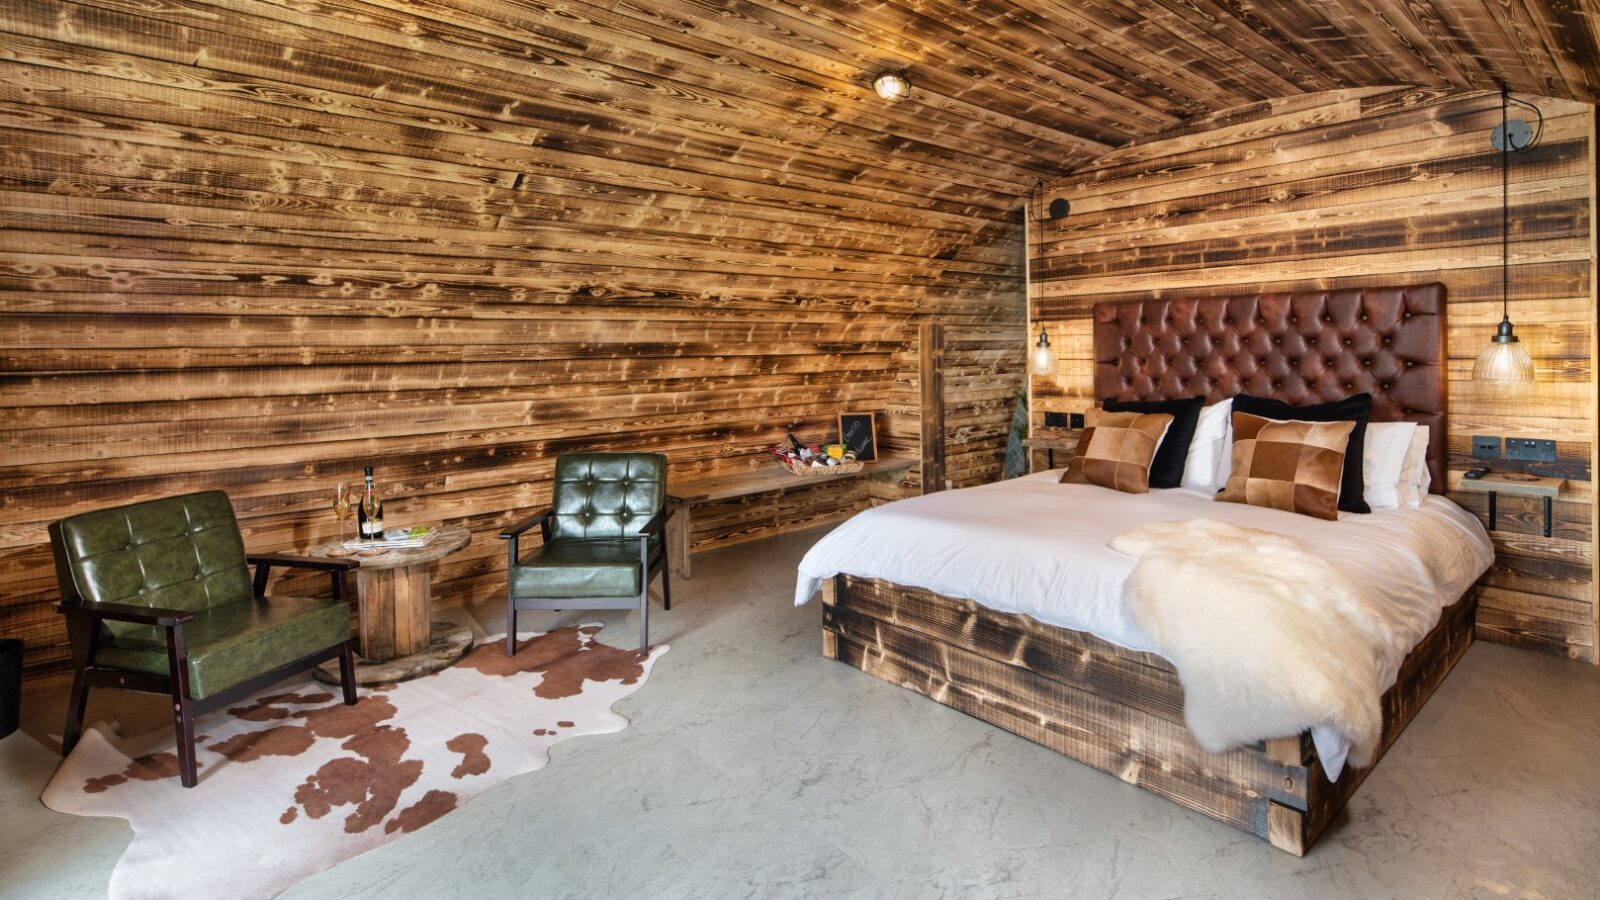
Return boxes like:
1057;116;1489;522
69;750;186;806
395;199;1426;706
1;0;1597;686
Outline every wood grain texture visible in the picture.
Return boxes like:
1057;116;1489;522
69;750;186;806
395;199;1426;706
4;0;1599;688
1030;89;1598;663
823;574;1478;855
0;0;1027;689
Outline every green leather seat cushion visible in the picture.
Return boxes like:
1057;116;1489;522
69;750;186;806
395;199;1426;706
95;596;350;700
511;539;656;599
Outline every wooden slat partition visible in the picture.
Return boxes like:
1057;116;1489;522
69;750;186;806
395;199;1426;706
1030;89;1598;663
942;324;1026;488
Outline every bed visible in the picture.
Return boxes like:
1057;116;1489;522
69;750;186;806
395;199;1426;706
796;285;1496;855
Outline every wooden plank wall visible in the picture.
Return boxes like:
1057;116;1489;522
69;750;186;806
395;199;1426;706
0;1;1026;689
1030;88;1598;663
943;324;1026;488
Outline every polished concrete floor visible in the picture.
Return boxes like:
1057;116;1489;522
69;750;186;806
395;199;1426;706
3;525;1598;900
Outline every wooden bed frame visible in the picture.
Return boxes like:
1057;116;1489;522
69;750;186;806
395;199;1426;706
822;575;1475;855
819;286;1469;855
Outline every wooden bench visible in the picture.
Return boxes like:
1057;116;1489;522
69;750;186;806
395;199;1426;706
666;452;918;578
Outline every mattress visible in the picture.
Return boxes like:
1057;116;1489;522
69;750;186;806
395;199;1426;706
795;470;1495;777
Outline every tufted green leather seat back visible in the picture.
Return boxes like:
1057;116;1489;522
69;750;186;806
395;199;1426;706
49;491;254;638
549;453;667;542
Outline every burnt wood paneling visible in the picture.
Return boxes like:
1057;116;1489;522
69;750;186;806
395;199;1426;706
4;0;1600;688
1030;89;1598;663
0;1;1028;689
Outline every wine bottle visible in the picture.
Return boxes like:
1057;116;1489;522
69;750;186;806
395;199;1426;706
358;465;385;540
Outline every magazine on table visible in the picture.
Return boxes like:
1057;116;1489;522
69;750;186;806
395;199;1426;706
343;525;437;550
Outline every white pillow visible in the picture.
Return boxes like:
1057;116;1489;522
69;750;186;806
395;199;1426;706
1397;425;1431;507
1362;421;1417;509
1181;399;1233;492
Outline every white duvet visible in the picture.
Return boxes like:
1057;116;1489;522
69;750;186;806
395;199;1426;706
795;470;1494;777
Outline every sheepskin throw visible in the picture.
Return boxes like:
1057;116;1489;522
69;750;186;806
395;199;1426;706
1217;413;1355;521
1110;518;1387;767
1060;410;1173;494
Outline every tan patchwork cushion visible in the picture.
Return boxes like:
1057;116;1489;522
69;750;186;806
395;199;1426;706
1216;413;1355;521
1059;410;1174;494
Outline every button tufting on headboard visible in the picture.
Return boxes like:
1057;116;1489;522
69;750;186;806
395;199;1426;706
1092;285;1447;491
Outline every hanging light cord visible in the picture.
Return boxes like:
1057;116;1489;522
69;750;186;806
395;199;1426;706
1500;88;1509;326
1498;88;1544;325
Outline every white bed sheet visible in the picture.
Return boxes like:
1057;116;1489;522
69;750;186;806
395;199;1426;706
795;470;1494;776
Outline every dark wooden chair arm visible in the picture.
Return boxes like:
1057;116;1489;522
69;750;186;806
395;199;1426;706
249;552;358;599
500;509;554;541
638;505;673;538
247;553;358;572
57;597;195;628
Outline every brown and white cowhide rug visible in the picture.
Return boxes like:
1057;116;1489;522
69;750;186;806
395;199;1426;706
42;625;666;900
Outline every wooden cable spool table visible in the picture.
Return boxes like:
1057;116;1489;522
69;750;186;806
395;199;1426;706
304;525;475;685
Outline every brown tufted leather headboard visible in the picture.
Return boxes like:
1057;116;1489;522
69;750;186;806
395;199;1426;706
1093;285;1447;491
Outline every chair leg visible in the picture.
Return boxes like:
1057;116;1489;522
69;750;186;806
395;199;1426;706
61;671;89;756
338;640;358;705
165;627;198;788
660;560;672;612
506;601;517;656
172;694;198;788
639;587;650;652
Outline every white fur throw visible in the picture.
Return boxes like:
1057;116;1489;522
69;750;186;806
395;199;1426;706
1110;519;1387;768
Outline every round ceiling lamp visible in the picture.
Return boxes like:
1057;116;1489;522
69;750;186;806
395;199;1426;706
872;72;910;102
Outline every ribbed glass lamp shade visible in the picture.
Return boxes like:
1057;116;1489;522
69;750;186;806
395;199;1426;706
1029;330;1057;375
1473;320;1535;383
1473;339;1535;383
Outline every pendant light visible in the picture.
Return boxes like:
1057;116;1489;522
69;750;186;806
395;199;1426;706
1473;89;1537;384
1027;178;1067;376
1030;326;1057;374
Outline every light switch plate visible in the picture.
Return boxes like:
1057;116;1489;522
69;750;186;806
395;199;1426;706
1505;438;1557;463
1472;436;1501;459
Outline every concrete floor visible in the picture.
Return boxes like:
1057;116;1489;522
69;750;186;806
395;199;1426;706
3;524;1598;900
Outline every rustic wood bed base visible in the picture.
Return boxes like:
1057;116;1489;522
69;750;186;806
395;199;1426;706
821;574;1476;855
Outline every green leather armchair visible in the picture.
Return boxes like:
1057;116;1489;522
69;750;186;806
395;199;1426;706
49;491;359;787
501;453;672;654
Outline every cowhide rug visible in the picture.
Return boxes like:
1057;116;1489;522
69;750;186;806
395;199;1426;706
42;625;666;900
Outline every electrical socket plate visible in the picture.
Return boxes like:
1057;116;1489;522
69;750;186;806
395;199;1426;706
1472;436;1501;459
1043;412;1068;428
1069;413;1085;429
1505;438;1556;463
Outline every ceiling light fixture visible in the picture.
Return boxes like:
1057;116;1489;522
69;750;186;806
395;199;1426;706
872;72;910;102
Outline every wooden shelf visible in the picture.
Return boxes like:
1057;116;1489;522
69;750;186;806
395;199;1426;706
667;452;918;504
1453;472;1565;499
1455;472;1566;537
1021;430;1081;453
664;452;918;578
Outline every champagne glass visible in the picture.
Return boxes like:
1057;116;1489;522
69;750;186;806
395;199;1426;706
333;482;351;542
362;492;381;540
346;487;363;542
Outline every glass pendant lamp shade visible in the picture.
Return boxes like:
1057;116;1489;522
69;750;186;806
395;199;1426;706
1029;327;1057;374
1473;319;1535;383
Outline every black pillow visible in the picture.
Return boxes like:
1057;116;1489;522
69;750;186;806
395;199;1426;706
1233;392;1373;514
1102;395;1205;489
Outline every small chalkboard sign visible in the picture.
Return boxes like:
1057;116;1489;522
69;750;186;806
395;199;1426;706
837;412;877;461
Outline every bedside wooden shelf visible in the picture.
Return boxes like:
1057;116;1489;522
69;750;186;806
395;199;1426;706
1456;472;1565;537
1022;430;1080;469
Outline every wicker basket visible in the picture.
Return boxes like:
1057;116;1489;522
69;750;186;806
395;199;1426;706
777;457;865;477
